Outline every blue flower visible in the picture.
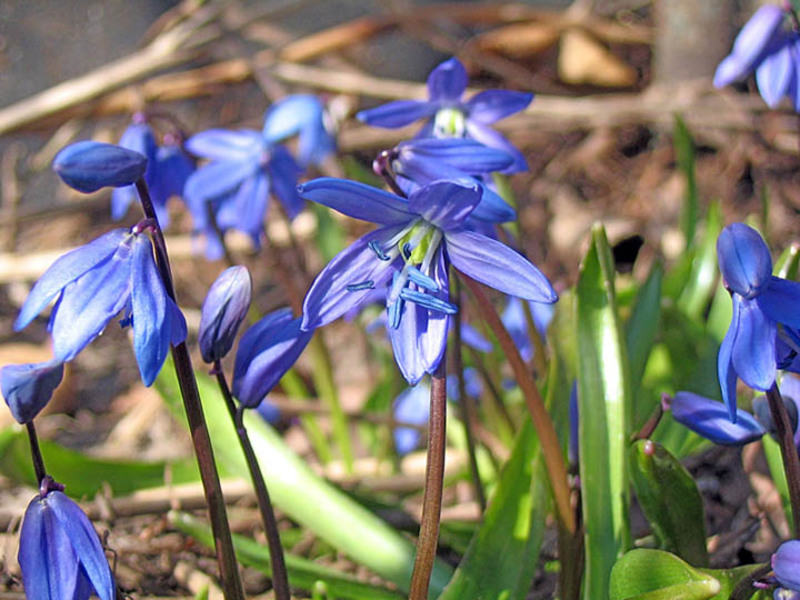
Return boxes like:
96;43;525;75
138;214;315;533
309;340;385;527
773;539;800;591
53;141;147;194
1;360;64;424
14;228;187;386
299;177;556;384
667;391;766;446
19;483;115;600
111;114;194;228
262;95;337;168
714;5;800;111
717;223;800;421
357;57;533;173
753;375;800;450
232;308;313;408
501;296;554;363
198;266;252;364
183;114;304;260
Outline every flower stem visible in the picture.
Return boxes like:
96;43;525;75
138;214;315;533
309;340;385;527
25;422;46;485
409;357;448;600
460;273;576;534
213;363;291;600
766;383;800;538
134;178;245;600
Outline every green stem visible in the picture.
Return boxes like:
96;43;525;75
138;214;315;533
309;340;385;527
135;178;245;600
460;273;576;535
766;383;800;538
409;357;448;600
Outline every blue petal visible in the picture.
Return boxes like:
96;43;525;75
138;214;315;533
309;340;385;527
446;230;558;302
465;121;528;173
231;171;269;242
16;229;129;331
460;322;492;352
670;391;765;445
183;159;258;210
49;491;115;600
356;100;437;128
267;145;304;219
408;180;482;230
773;540;800;591
185;129;262;161
469;184;516;223
198;265;252;363
756;36;795;107
53;141;148;194
393;383;430;454
427;57;467;103
718;295;740;421
302;226;405;329
298;178;414;225
731;297;776;392
464;90;533;124
111;186;137;222
716;222;773;298
1;360;64;424
262;94;322;142
51;237;135;362
131;235;170;386
232;316;313;408
758;276;800;327
233;308;294;383
396;138;514;175
169;298;188;346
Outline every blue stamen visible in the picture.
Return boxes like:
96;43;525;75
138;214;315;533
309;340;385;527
388;300;403;329
368;240;391;261
407;267;439;292
402;243;412;260
346;280;375;292
399;288;457;314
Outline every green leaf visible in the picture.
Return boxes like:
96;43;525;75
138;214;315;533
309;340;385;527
629;440;708;566
0;427;199;499
610;550;720;600
677;203;722;320
438;420;547;600
576;223;633;600
156;363;453;595
674;115;698;248
171;511;406;600
763;435;794;532
626;261;663;389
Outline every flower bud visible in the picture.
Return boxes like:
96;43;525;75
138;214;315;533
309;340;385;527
669;391;766;445
717;223;773;299
773;540;800;591
198;266;252;363
1;360;64;424
53;141;148;193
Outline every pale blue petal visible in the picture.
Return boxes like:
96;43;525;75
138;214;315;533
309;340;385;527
756;36;794;107
464;90;533;124
427;57;467;102
233;172;269;242
357;100;437;128
298;178;414;225
185;129;262;161
131;235;170;386
460;322;492;352
183;159;258;209
396;138;514;175
408;179;482;230
393;383;430;454
465;121;528;173
262;94;322;142
15;229;130;331
758;276;800;327
732;297;776;392
469;185;516;223
446;230;558;302
773;540;800;590
267;145;304;219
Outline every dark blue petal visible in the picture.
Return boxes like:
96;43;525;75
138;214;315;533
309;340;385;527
1;360;64;424
356;100;437;128
731;297;776;392
53;141;148;194
464;90;533;124
427;57;468;103
168;298;188;346
396;138;514;175
267;145;304;219
111;186;137;222
233;307;294;383
232;171;269;242
670;391;765;445
446;229;558;302
465;121;528;173
718;295;740;421
757;276;800;327
49;491;115;600
131;235;171;386
393;383;430;455
408;179;482;230
185;129;262;161
298;178;414;225
717;223;773;298
302;227;405;329
773;540;800;591
199;266;252;363
51;236;135;361
15;229;129;331
469;184;516;223
232;316;313;408
756;35;795;107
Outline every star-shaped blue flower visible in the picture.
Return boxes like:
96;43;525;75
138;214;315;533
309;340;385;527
261;94;337;168
717;222;800;421
14;228;187;386
299;177;557;384
357;57;533;173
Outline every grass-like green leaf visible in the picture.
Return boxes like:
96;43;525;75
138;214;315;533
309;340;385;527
674;115;698;248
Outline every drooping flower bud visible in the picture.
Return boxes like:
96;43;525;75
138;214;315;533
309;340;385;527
53;141;148;194
1;360;64;424
668;391;766;445
773;540;800;591
198;266;252;363
716;223;773;299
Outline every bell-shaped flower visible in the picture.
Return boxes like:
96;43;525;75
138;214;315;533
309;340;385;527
717;223;800;421
667;391;766;446
357;57;533;172
299;177;557;384
262;95;337;168
111;114;194;227
53;141;147;194
14;228;187;386
714;5;800;111
19;483;115;600
1;360;64;424
232;308;313;408
198;266;252;363
388;138;516;223
183;111;304;260
773;539;800;591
